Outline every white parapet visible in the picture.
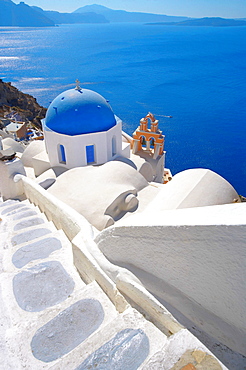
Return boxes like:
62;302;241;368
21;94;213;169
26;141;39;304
95;202;246;356
121;141;131;158
32;150;51;177
0;158;26;200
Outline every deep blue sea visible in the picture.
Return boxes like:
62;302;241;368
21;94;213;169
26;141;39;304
0;23;245;194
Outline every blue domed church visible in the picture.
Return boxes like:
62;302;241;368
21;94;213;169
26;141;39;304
43;83;129;169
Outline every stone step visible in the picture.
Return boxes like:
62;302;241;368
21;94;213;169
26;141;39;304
12;208;40;221
2;227;83;275
10;203;49;223
13;215;46;231
12;212;56;236
11;229;73;270
51;306;168;370
0;199;47;235
53;308;226;370
0;199;46;220
0;201;40;235
3;281;118;369
10;222;57;247
0;207;57;250
2;205;56;229
0;199;20;209
0;200;32;216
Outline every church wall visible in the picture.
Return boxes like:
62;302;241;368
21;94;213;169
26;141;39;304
61;131;108;167
44;121;123;169
105;120;123;160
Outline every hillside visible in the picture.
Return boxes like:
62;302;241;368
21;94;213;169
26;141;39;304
0;80;46;128
148;17;246;27
32;6;108;24
0;1;107;27
0;0;55;27
73;4;189;23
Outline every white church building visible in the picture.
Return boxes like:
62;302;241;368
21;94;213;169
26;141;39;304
43;84;130;169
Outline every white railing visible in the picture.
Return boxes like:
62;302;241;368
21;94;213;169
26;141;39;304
16;174;183;335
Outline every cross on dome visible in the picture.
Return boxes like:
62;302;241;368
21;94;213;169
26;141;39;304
75;79;81;90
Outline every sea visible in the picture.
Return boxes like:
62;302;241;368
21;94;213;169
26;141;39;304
0;23;245;194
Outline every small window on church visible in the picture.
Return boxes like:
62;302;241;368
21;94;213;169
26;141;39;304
58;144;66;164
86;145;95;164
112;136;117;157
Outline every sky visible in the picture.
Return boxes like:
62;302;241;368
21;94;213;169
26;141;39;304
11;0;246;18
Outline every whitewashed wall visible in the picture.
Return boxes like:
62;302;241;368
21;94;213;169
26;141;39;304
44;119;124;169
0;159;26;200
95;203;246;356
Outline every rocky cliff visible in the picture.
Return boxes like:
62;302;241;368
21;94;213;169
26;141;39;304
0;80;46;129
0;0;55;27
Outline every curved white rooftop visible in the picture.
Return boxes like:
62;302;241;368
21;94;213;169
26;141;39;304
145;168;240;213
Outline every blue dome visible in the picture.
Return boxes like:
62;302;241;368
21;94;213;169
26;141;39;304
44;88;116;136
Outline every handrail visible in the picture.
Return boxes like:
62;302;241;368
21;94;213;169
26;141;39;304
16;174;183;335
15;174;93;241
116;279;182;336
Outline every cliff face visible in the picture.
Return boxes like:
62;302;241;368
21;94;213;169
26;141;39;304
0;80;47;129
0;0;55;27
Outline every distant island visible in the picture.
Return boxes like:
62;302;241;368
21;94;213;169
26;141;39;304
0;0;55;27
147;17;246;27
32;6;108;25
73;4;189;23
0;1;189;27
1;2;246;28
0;0;108;27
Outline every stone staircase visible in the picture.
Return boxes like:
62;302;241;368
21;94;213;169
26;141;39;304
0;199;226;370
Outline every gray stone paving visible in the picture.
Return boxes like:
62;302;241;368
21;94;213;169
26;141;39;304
11;227;52;246
0;200;16;208
13;261;75;312
31;298;104;362
1;203;27;215
13;209;38;220
12;237;62;268
6;206;35;216
14;217;44;231
76;328;150;370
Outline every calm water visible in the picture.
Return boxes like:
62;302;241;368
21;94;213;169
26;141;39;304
0;23;245;193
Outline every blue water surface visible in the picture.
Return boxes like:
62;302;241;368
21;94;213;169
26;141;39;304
0;23;245;193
